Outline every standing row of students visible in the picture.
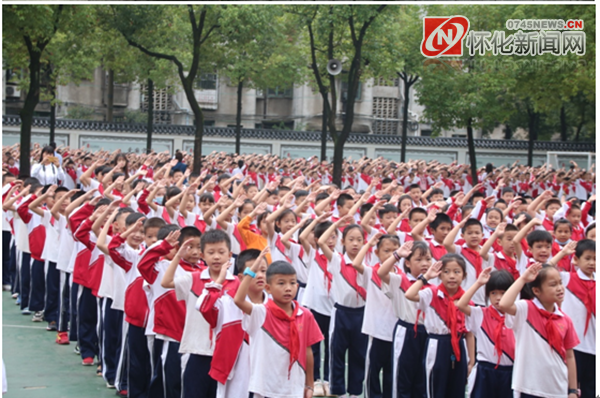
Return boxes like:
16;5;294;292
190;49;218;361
1;151;595;398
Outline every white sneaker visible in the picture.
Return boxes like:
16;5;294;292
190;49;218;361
323;381;331;396
3;284;11;291
313;380;325;396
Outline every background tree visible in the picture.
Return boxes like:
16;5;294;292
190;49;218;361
3;5;98;178
293;5;390;185
371;5;423;162
217;6;304;155
109;5;223;174
417;4;516;181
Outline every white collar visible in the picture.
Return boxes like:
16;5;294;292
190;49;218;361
406;272;418;282
200;267;234;281
533;297;564;316
576;268;595;281
429;239;444;247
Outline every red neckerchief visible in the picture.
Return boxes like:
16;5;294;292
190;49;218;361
315;252;332;292
567;272;595;335
266;299;300;378
340;255;367;301
495;250;519;281
275;235;292;263
179;258;204;272
438;284;465;362
531;303;564;361
428;240;447;261
461;246;483;277
486;307;510;368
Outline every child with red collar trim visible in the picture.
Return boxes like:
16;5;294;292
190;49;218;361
196;248;269;398
512;216;552;271
549;239;595;398
444;218;493;306
457;268;516;398
377;241;431;398
412;209;454;261
405;254;476;398
351;233;405;398
377;240;432;398
387;207;426;245
234;259;323;398
137;226;188;398
480;223;522;281
16;184;49;320
96;205;144;393
317;215;368;397
178;182;219;234
161;228;236;398
299;214;335;395
106;215;166;398
526;190;561;232
27;184;65;330
499;263;580;398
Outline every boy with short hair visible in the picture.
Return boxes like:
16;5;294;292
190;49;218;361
234;259;323;398
512;217;552;269
444;217;492;306
412;210;453;261
196;248;269;398
408;184;424;208
107;216;166;398
137;225;190;398
161;228;234;398
479;222;521;280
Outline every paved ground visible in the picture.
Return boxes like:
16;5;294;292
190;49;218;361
2;291;116;398
2;290;353;397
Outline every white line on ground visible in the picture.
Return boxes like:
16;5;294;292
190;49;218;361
3;324;47;330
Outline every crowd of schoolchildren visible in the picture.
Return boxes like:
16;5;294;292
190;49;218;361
1;144;596;398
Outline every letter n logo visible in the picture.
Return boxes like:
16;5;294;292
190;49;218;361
421;16;470;58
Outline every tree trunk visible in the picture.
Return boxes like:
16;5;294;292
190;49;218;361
466;117;478;185
503;124;512;140
321;99;328;161
19;47;44;179
575;102;585;141
146;78;154;154
399;73;415;163
49;83;56;146
527;108;539;166
235;79;243;154
332;136;346;187
106;69;114;122
560;104;568;141
180;80;203;174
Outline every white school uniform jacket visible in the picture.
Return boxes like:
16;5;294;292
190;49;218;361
453;244;492;306
40;210;60;263
301;247;335;316
329;252;366;308
242;301;323;398
55;214;73;273
360;265;398;342
560;270;595;355
505;298;579;398
269;233;308;284
174;268;235;356
108;235;148;328
382;271;422;325
196;287;266;398
465;306;515;366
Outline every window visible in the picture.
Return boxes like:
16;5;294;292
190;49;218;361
420;129;432;137
372;97;399;135
140;85;173;124
195;73;218;90
375;77;399;87
266;87;293;98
